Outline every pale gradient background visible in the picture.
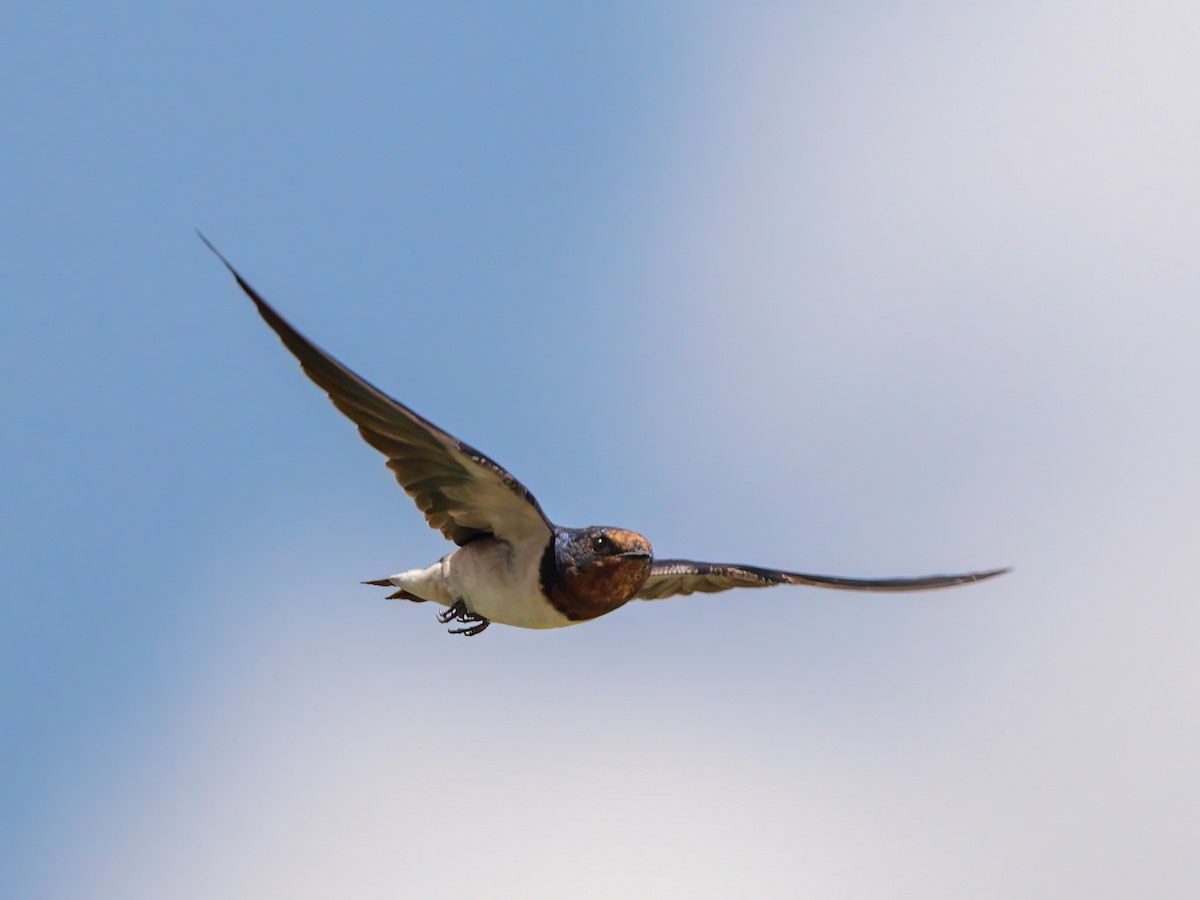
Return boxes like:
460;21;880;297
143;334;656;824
4;2;1198;898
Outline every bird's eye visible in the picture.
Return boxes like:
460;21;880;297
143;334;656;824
591;534;611;553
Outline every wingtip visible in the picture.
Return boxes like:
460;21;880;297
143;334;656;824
972;566;1012;582
196;230;255;293
362;578;395;587
196;232;278;319
195;229;232;270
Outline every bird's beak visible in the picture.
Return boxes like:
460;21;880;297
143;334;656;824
620;550;652;560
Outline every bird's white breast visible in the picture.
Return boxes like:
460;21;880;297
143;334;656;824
444;537;574;630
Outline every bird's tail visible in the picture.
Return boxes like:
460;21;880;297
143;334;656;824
362;577;427;602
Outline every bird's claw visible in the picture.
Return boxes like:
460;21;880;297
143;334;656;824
436;599;465;624
449;618;490;636
437;599;491;636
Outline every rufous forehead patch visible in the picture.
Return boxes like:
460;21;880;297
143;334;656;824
605;528;652;555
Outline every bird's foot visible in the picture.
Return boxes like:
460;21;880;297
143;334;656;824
437;599;491;636
436;599;466;624
449;617;490;636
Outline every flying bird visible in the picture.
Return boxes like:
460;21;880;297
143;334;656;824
202;236;1008;636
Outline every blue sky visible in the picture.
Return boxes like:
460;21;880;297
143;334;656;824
4;2;1199;897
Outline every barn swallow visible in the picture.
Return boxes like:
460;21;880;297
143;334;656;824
202;236;1008;636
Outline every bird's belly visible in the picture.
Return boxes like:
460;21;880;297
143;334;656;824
444;538;575;630
469;583;576;629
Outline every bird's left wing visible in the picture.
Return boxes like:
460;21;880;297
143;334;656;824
636;560;1009;600
202;236;554;548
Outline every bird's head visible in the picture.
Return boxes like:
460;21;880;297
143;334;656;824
545;526;654;621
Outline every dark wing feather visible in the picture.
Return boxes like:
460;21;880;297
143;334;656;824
202;235;553;547
637;560;1009;600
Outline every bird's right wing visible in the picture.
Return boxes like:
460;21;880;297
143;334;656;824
636;560;1009;600
202;236;554;548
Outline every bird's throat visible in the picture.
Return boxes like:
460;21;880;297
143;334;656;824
539;539;651;622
